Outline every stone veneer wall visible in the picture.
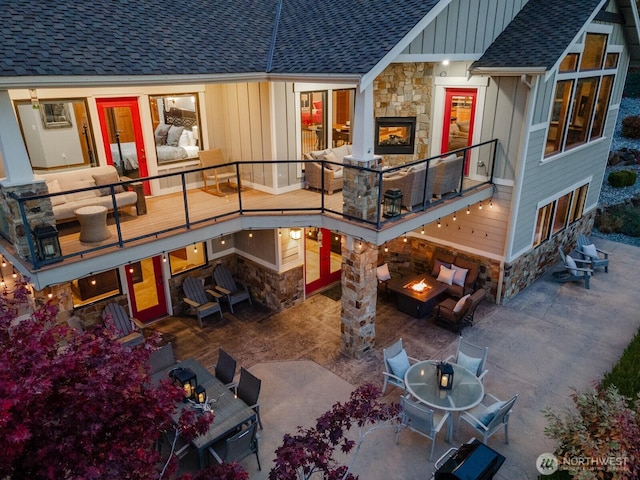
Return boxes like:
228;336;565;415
374;62;434;166
342;156;382;222
501;212;595;303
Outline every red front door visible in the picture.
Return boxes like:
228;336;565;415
125;256;167;322
96;97;150;194
304;228;342;296
442;88;477;175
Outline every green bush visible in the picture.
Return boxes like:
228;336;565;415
608;170;638;188
602;329;640;402
621;115;640;138
594;209;626;233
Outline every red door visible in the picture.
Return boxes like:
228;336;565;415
304;228;342;296
442;89;477;175
125;256;167;322
96;97;151;194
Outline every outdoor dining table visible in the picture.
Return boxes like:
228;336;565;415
151;357;256;469
404;360;484;439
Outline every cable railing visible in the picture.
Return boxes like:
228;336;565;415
10;140;497;269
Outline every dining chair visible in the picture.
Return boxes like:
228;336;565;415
215;348;237;388
396;395;451;461
235;367;263;429
102;303;145;348
149;342;177;375
213;264;252;313
207;421;261;470
382;338;419;394
182;276;224;328
456;393;518;444
445;336;489;382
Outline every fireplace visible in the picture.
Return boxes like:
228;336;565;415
375;116;416;154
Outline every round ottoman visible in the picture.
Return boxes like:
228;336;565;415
75;205;111;243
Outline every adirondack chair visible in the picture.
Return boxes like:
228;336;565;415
182;276;223;328
102;303;145;348
213;264;252;313
577;233;609;273
552;247;593;289
200;148;240;196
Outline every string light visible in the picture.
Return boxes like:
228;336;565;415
384;243;388;253
489;199;493;208
91;278;97;286
220;236;226;245
478;201;483;210
249;230;253;238
162;253;167;263
453;211;457;221
420;225;425;235
278;230;282;237
467;205;470;214
403;233;407;242
129;266;134;273
1;258;6;268
193;244;198;253
437;218;441;228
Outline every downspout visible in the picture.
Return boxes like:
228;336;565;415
265;0;284;73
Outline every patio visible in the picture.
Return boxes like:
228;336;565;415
147;236;640;479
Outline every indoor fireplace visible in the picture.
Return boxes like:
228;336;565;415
375;116;416;154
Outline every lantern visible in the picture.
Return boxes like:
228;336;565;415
33;224;62;262
383;188;403;218
437;362;454;390
195;385;207;404
170;367;198;401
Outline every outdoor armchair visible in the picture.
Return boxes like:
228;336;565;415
382;338;420;394
577;233;609;273
456;393;518;444
445;336;489;382
213;264;252;313
102;303;145;348
182;276;223;328
552;247;593;289
435;288;486;333
396;395;451;461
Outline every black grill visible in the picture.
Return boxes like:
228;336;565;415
434;439;505;480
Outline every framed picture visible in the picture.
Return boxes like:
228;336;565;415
300;93;310;109
40;102;72;129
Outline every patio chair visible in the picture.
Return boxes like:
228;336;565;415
213;264;252;313
382;338;420;394
102;303;145;348
434;288;486;333
235;367;263;429
214;348;237;388
577;233;609;273
445;336;489;382
200;148;239;196
182;276;223;328
149;342;177;375
457;393;518;444
376;263;393;299
552;247;593;289
207;421;261;471
396;395;451;461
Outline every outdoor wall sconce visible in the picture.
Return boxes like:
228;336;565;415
195;384;206;404
33;224;62;263
169;367;198;401
437;362;454;390
290;228;302;240
383;188;403;218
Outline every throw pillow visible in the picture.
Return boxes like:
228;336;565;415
178;129;190;147
449;123;461;135
93;172;125;196
387;349;410;379
450;264;469;287
566;255;578;276
186;130;196;146
332;144;350;163
457;350;482;375
64;179;98;202
582;244;598;258
154;124;171;146
479;400;506;426
377;263;391;282
453;294;471;313
323;151;340;169
437;265;455;285
333;167;344;179
166;125;185;147
46;179;68;206
431;259;451;277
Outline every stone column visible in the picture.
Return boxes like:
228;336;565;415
342;155;382;222
340;236;378;358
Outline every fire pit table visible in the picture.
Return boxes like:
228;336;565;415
387;273;449;318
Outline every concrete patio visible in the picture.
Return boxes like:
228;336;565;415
148;236;639;479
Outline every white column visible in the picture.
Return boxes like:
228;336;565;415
351;85;376;160
0;90;35;186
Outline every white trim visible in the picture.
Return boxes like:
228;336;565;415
540;136;608;166
529;122;548;132
293;83;357;93
433;76;489;87
535;176;593;210
394;54;481;63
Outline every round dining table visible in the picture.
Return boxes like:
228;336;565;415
404;360;484;412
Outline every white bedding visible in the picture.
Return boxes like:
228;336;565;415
110;142;199;171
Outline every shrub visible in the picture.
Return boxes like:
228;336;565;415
621;115;640;138
595;208;626;233
602;330;640;403
608;170;638;188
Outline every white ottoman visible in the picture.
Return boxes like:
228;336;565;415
75;205;111;243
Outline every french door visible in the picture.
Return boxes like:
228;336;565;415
441;88;477;175
125;256;167;322
96;97;151;194
304;228;342;296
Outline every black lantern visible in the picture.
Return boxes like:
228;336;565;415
195;385;207;404
437;362;454;390
169;367;198;401
33;224;62;262
383;188;403;218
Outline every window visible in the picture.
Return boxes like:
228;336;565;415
71;270;121;307
534;184;589;247
545;33;617;156
169;242;206;275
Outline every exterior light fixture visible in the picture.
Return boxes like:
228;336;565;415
421;225;425;235
162;253;167;263
169;367;197;402
278;230;282;237
290;228;302;240
249;230;253;238
383;188;403;218
384;243;388;253
195;384;206;404
437;362;454;390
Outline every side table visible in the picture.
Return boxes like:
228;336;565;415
129;182;147;215
75;205;112;243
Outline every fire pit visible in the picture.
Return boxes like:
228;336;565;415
404;278;432;293
388;274;449;318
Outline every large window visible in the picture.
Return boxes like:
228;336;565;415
168;242;206;275
545;33;617;156
71;270;121;307
533;184;589;247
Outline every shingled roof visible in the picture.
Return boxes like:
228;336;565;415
0;0;438;85
470;0;607;75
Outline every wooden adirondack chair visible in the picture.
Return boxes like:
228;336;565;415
552;247;593;289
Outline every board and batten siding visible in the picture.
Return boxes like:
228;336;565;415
404;0;527;55
272;82;301;189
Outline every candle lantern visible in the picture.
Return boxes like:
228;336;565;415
195;385;207;404
383;188;403;218
437;362;454;390
170;367;197;401
33;224;62;262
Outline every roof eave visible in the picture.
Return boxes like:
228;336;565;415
468;66;547;77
